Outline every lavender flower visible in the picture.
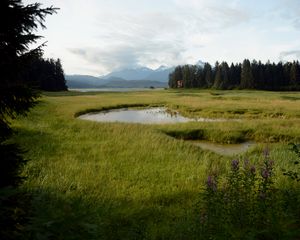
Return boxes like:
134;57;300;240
206;175;217;191
231;159;239;171
261;168;270;179
250;165;256;175
243;158;250;168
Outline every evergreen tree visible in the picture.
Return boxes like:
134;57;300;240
169;59;300;91
240;59;254;89
220;62;230;89
0;0;57;187
290;61;300;88
196;66;206;88
189;65;198;88
168;72;175;88
213;62;222;89
183;65;191;88
0;0;57;238
204;63;213;88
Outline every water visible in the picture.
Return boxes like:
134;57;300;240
69;88;162;92
187;140;255;156
78;107;194;124
78;107;235;124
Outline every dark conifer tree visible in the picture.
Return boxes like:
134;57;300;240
0;0;57;237
213;61;222;89
168;72;176;88
183;65;191;88
290;61;300;88
0;0;57;186
240;59;254;89
169;59;300;91
220;62;230;89
204;63;213;88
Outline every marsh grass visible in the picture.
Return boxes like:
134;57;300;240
9;89;300;239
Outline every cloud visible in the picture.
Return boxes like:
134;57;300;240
68;1;250;73
69;41;186;73
279;50;300;60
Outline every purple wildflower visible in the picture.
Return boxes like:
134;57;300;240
244;158;250;168
250;165;256;175
261;168;270;179
206;175;217;191
231;159;239;171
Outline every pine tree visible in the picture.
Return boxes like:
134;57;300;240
213;62;222;89
183;65;191;88
290;61;300;88
0;0;57;186
204;63;213;88
220;62;230;89
240;59;254;89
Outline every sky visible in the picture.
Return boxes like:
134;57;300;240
24;0;300;76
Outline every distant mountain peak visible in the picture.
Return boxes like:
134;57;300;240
196;60;205;67
156;65;169;71
99;65;174;82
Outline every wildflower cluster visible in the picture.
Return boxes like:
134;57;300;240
199;147;288;239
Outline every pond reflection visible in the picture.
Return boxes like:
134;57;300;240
78;107;193;124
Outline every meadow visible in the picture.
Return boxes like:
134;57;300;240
11;89;300;239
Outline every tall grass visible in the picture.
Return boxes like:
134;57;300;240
10;89;300;239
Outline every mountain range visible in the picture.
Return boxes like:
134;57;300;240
66;65;174;88
65;61;205;88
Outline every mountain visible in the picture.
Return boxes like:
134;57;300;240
65;75;107;88
144;66;175;82
196;60;205;68
66;62;204;88
65;74;167;88
101;67;154;81
99;65;174;82
101;80;167;88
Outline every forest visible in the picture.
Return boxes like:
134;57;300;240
169;59;300;90
24;57;67;91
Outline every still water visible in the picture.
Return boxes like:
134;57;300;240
187;140;255;156
78;107;194;124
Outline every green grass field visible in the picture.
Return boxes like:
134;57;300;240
11;89;300;239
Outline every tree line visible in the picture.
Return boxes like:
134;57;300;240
24;57;67;91
169;59;300;90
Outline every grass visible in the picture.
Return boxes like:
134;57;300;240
10;89;300;239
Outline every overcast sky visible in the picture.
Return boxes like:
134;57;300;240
24;0;300;76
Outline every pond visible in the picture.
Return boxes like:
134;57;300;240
78;107;231;124
186;140;255;156
78;107;194;124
